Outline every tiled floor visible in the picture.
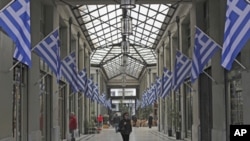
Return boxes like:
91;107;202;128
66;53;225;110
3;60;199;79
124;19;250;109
79;127;182;141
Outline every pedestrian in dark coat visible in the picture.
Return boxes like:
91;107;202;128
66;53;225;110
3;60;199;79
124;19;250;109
119;112;132;141
148;114;153;128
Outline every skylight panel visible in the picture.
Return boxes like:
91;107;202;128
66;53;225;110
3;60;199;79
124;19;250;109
107;5;116;12
154;21;162;28
110;18;116;25
145;25;152;31
75;4;176;78
150;4;160;10
88;5;97;12
148;10;157;18
109;11;116;19
147;19;154;25
138;14;146;22
85;22;93;28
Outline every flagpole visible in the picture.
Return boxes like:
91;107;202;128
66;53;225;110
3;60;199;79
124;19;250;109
9;46;38;71
202;71;217;84
0;0;15;13
55;84;67;94
9;27;60;71
34;73;49;85
184;82;195;92
195;26;247;70
216;46;247;70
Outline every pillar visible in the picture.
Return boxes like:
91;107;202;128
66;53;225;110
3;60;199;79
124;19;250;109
0;31;14;141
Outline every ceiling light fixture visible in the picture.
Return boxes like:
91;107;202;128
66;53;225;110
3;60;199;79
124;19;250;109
120;0;136;9
121;40;130;53
121;17;133;35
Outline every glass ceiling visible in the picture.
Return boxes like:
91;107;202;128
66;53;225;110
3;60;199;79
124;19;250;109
71;3;178;79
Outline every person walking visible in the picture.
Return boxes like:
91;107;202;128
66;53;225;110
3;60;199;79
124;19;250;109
69;112;77;141
118;112;132;141
97;114;103;128
148;114;153;128
113;113;120;133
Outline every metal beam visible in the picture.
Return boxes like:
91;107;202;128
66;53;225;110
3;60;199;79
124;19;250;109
125;73;138;80
101;53;122;66
57;0;191;5
99;45;115;64
125;54;145;65
131;45;147;65
108;73;122;80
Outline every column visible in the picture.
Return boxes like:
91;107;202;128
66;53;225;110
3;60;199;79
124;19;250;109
191;1;200;141
96;69;99;116
180;18;190;139
28;0;43;140
241;37;250;124
161;43;165;133
0;31;14;141
46;5;61;141
209;0;227;141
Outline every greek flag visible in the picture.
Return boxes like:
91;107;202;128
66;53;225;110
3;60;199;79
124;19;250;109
156;76;162;97
61;52;79;92
173;51;191;91
148;84;156;105
161;67;172;98
33;28;61;81
191;27;220;83
0;0;31;67
92;84;100;102
99;93;106;105
221;0;250;70
105;98;112;110
86;78;93;98
78;68;87;93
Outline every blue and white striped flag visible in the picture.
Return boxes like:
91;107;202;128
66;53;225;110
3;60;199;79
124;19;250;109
86;78;94;98
191;27;220;83
147;84;156;105
61;52;79;92
0;0;31;67
105;98;112;110
92;84;100;102
99;93;106;105
156;76;162;97
173;51;191;91
161;67;172;98
78;68;87;93
34;28;61;81
221;0;250;70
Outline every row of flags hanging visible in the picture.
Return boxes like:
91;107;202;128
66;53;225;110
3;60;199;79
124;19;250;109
136;0;250;108
137;20;249;108
0;0;249;109
0;0;112;110
0;0;248;71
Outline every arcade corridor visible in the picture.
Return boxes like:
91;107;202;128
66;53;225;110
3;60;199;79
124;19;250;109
0;0;249;141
